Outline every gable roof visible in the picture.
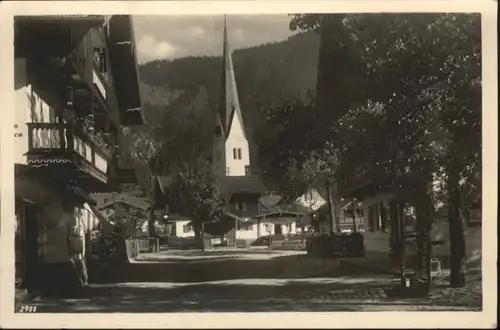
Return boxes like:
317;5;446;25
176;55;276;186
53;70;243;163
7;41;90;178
107;15;143;125
258;194;282;212
294;187;327;211
218;16;247;140
98;195;150;211
219;175;269;197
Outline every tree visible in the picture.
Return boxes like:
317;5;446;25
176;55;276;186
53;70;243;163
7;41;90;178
107;204;148;238
430;14;482;287
291;13;481;293
119;124;164;240
120;86;214;242
161;157;225;250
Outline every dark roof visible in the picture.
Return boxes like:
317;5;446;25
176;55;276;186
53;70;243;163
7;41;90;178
14;16;105;58
261;201;310;216
258;194;282;212
220;175;269;197
107;15;143;126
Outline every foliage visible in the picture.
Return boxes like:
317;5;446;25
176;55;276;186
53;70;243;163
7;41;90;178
258;94;330;200
107;203;148;238
161;157;225;236
289;14;323;32
289;13;481;289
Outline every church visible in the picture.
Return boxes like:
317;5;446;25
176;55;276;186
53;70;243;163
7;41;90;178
208;17;300;246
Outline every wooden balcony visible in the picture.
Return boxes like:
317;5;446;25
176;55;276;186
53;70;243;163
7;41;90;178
27;122;111;184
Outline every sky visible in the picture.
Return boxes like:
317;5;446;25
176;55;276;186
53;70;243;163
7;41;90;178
133;15;298;63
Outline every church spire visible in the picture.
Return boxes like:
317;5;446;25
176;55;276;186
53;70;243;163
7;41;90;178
218;15;246;140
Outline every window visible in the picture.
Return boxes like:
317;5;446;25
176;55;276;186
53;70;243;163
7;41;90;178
233;148;237;159
226;167;231;176
237;148;242;159
183;224;191;233
94;47;108;74
234;200;245;212
245;165;251;176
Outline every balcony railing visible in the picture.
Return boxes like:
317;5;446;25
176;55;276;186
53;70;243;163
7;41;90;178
27;122;111;180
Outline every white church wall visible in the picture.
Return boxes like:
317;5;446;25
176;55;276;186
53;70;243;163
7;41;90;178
224;111;250;176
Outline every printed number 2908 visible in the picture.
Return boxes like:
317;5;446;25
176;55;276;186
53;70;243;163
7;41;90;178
19;305;38;313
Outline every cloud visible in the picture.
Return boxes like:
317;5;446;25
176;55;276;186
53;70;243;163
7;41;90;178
137;34;179;63
186;25;206;39
133;15;299;62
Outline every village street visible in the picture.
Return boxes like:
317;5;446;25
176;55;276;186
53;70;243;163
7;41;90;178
23;249;482;313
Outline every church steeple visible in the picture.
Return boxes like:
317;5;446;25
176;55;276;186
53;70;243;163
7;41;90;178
213;15;251;177
218;15;247;140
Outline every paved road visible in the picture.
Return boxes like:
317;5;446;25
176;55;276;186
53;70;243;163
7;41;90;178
20;249;482;313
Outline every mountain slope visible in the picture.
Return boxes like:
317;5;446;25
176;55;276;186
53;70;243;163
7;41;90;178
137;31;320;169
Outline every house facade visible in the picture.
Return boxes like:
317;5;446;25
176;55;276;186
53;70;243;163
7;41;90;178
13;15;143;293
167;219;196;239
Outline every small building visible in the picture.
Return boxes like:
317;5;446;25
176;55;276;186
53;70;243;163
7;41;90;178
163;214;196;239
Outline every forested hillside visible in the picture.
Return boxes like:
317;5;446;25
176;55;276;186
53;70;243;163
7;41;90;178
136;31;320;167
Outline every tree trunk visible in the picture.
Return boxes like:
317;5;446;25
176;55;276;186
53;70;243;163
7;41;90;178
414;191;433;295
380;202;387;232
325;179;339;234
201;222;206;252
448;169;467;287
389;199;402;261
351;201;357;233
147;208;157;252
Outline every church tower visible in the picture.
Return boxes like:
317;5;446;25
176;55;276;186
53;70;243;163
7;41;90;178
213;16;251;177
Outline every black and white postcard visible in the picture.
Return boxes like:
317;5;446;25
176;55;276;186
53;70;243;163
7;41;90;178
0;0;497;328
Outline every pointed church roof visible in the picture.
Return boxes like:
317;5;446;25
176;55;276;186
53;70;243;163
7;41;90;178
218;16;247;140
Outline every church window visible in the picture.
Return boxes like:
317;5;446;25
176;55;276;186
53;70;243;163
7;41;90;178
233;148;237;159
94;47;108;74
237;148;242;159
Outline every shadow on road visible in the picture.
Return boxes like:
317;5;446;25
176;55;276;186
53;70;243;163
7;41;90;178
32;278;397;313
88;252;375;283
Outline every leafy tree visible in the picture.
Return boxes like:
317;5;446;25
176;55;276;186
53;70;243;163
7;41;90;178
344;13;480;290
289;14;323;32
290;13;481;292
161;157;225;250
107;203;148;238
120;85;215;240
